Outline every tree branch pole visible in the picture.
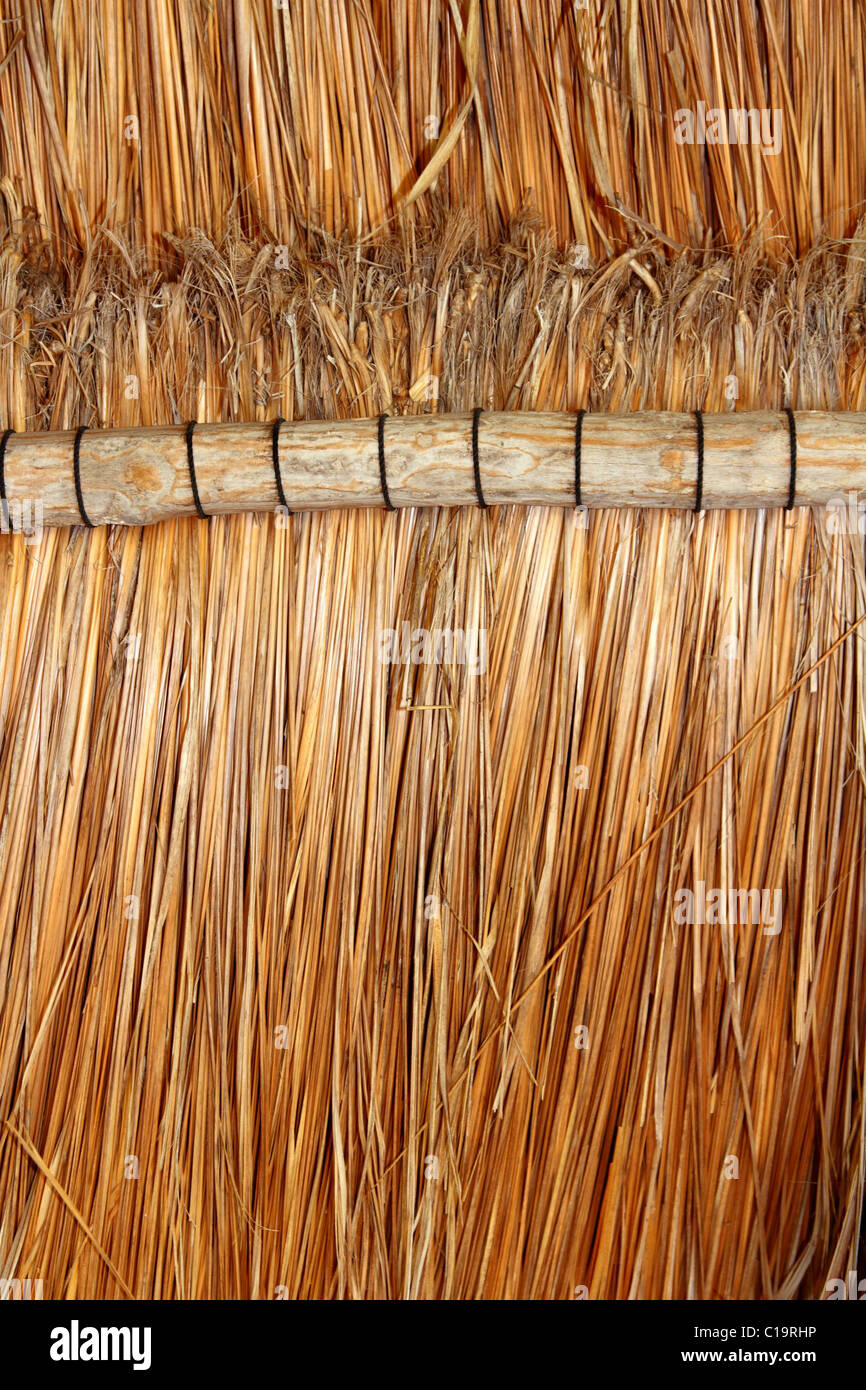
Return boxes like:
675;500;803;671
2;411;866;529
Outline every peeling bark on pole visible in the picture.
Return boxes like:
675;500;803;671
2;411;866;529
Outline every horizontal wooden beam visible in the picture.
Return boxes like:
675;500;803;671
2;411;866;530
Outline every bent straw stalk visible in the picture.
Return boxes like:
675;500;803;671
2;411;866;527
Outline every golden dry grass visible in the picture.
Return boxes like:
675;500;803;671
0;0;865;1299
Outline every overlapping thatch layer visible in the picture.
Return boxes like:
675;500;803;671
0;2;864;1299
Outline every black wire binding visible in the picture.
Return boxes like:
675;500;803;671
377;413;395;511
471;407;487;509
694;409;705;514
784;407;797;511
73;425;94;528
0;427;15;533
574;408;586;508
271;415;291;513
186;419;208;520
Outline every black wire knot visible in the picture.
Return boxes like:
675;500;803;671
694;409;705;514
0;427;15;532
73;425;94;528
271;416;291;513
784;407;797;511
186;419;209;520
574;408;586;508
471;407;487;509
378;413;395;511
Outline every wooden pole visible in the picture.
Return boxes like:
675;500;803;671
2;411;866;530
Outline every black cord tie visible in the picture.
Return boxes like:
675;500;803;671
271;415;291;513
186;419;208;520
0;427;15;532
73;425;94;528
378;412;395;511
784;407;797;511
694;409;705;514
574;408;586;507
471;407;487;510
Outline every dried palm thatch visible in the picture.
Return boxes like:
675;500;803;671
0;0;865;1300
